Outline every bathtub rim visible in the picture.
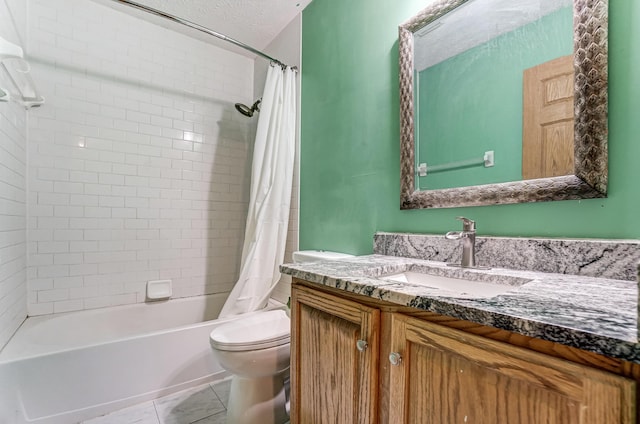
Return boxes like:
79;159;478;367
0;298;287;364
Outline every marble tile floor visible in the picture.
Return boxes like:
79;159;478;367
82;377;291;424
82;379;232;424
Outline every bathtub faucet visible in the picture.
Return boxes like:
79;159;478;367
445;216;477;268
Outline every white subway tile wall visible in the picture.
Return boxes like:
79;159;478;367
0;0;28;348
27;0;256;315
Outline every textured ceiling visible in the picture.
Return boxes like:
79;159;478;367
92;0;311;58
414;0;573;71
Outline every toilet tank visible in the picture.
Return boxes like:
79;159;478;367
292;250;354;263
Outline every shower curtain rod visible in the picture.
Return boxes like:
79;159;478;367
109;0;293;69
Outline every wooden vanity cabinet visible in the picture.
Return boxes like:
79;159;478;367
291;281;637;424
389;313;635;424
290;284;380;423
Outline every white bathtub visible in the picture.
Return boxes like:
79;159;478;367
0;295;284;424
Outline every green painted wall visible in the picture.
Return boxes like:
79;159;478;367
418;7;572;190
300;0;640;255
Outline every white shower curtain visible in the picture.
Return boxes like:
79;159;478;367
219;64;297;317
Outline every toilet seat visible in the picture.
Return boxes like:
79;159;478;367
210;309;290;352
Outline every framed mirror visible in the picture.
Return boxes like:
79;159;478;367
399;0;608;209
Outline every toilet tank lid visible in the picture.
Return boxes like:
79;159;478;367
292;250;355;263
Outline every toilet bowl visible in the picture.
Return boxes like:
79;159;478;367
210;250;354;424
210;309;290;424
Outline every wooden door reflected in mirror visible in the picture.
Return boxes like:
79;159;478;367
522;55;575;180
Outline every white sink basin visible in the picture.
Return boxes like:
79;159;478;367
382;271;523;298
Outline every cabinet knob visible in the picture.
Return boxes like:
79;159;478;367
356;339;368;352
389;352;402;366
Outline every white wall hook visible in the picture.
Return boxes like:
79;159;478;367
0;87;10;102
0;36;44;109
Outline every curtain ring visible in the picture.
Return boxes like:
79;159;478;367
270;60;287;70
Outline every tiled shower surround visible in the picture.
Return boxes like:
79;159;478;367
26;0;256;315
0;0;28;349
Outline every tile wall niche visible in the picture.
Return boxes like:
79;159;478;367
27;0;256;315
0;0;28;348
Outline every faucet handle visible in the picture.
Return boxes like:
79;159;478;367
456;216;476;231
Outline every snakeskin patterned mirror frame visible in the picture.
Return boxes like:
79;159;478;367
399;0;608;209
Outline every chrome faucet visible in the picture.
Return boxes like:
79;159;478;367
445;217;477;268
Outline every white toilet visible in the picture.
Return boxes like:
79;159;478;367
209;250;353;424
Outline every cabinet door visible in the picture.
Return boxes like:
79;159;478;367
291;285;380;424
388;313;635;424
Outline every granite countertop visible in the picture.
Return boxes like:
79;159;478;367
281;255;640;364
